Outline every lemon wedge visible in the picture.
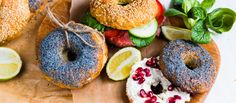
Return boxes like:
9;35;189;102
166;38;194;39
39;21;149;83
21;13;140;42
161;26;192;41
106;47;141;81
0;47;22;81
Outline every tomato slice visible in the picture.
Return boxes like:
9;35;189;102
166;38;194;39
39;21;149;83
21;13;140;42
104;29;134;47
156;0;166;36
156;0;165;24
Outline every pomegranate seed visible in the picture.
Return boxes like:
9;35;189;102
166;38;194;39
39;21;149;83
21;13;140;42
174;95;181;100
144;68;151;77
146;73;151;77
152;60;156;65
151;57;157;62
144;99;153;103
168;97;176;103
146;91;153;97
132;74;140;81
150;96;157;102
137;71;145;77
135;67;143;73
139;89;147;98
146;60;153;67
168;85;174;91
138;77;145;84
153;64;160;68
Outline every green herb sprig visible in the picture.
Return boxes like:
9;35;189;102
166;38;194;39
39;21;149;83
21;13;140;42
164;0;236;44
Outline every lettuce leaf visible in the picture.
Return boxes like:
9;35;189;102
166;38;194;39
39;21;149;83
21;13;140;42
130;34;156;48
80;11;106;32
207;8;236;33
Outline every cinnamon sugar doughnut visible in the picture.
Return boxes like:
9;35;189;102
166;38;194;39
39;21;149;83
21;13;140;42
90;0;158;30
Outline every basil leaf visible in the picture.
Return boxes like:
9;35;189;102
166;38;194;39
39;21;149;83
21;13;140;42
164;8;187;17
188;7;207;19
172;0;183;5
80;11;106;32
183;18;197;29
207;8;236;33
130;34;156;48
191;19;211;44
201;0;215;10
172;0;183;11
182;0;200;13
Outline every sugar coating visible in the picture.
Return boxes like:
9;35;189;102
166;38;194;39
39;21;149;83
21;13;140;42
39;28;99;87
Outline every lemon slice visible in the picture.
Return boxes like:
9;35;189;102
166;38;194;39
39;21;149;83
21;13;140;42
161;26;192;41
106;47;141;81
0;47;22;81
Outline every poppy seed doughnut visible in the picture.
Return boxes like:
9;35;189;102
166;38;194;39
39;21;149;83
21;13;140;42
160;40;216;94
38;27;107;89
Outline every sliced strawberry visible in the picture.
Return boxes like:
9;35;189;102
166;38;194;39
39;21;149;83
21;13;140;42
104;29;134;47
155;0;166;36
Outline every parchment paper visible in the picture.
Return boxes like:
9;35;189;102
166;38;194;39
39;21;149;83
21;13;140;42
0;0;220;103
0;0;72;103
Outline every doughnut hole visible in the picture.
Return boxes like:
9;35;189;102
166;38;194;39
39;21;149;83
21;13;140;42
62;48;77;62
181;51;201;70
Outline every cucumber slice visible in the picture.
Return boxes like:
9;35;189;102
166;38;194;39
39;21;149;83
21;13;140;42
129;19;158;38
130;34;156;48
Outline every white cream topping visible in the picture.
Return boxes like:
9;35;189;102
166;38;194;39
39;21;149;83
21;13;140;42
126;58;191;103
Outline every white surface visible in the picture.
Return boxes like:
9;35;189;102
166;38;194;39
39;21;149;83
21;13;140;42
206;0;236;103
159;0;236;103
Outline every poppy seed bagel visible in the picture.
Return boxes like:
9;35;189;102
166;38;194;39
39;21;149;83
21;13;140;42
160;39;216;94
38;27;107;89
29;0;45;12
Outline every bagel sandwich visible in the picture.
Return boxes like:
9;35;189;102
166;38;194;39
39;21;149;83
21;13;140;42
80;0;165;47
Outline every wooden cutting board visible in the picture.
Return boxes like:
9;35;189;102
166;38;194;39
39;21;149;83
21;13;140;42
37;0;220;103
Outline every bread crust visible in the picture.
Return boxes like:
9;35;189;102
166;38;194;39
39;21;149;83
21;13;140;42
37;0;108;89
0;0;30;45
90;0;158;30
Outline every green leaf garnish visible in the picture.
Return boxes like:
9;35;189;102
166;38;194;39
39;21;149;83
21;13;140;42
207;8;236;33
191;20;211;44
164;8;187;17
130;34;156;48
183;18;196;29
182;0;200;13
172;0;184;10
164;0;236;44
201;0;215;10
188;7;207;19
80;11;106;32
